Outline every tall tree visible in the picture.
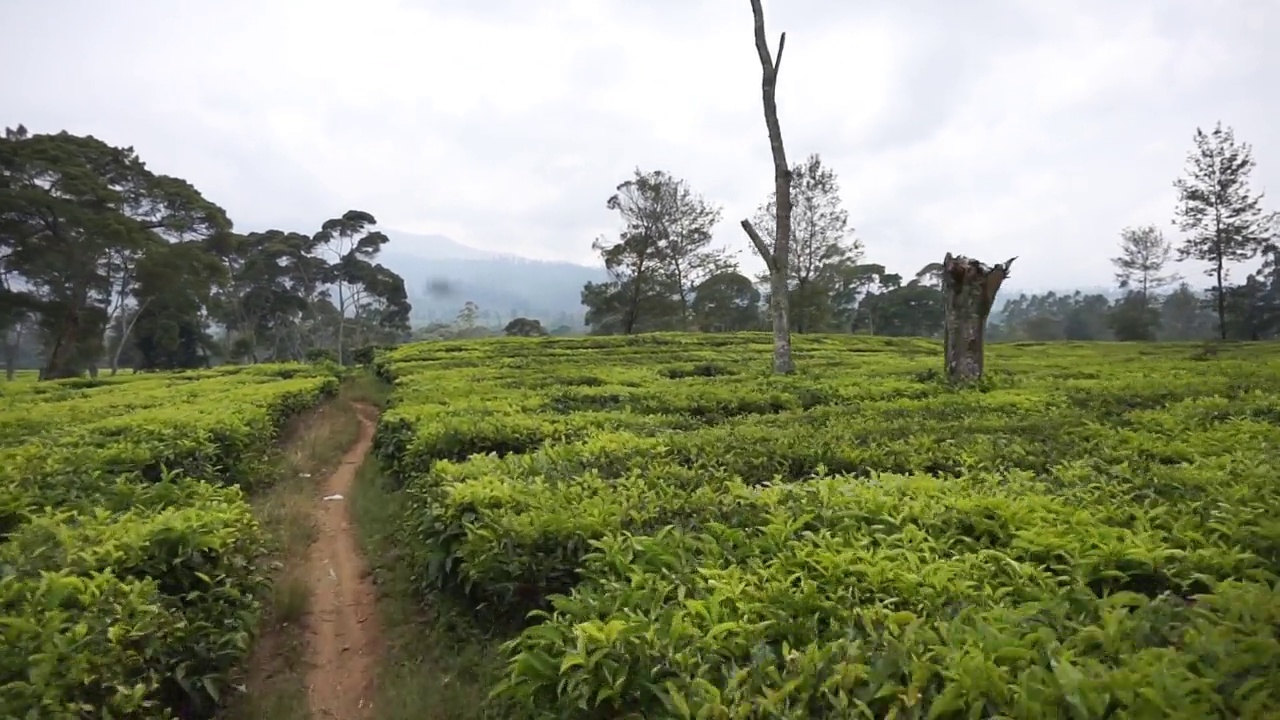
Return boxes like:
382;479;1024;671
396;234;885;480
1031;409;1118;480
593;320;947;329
207;230;322;362
0;126;230;378
130;241;226;370
751;153;861;332
1112;225;1178;304
739;0;794;374
832;262;887;331
583;170;723;334
643;171;729;326
314;210;390;364
1172;122;1279;339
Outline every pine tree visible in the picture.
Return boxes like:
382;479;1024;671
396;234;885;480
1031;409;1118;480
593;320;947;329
1111;225;1178;324
1172;122;1278;339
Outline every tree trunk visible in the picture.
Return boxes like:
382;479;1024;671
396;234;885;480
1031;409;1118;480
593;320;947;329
109;299;150;376
337;284;347;365
741;0;794;375
1215;258;1226;340
941;253;1016;383
43;306;84;381
3;324;19;381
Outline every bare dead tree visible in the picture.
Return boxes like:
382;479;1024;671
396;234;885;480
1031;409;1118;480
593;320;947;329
941;253;1017;382
740;0;794;374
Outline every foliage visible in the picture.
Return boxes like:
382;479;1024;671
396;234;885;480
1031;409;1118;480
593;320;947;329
691;272;763;332
1171;121;1279;339
751;154;864;333
504;317;548;337
1112;226;1178;302
0;363;339;717
1105;292;1158;341
0;125;413;378
583;169;730;334
368;333;1280;718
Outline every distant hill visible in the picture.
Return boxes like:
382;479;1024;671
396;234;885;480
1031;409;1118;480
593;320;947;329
373;231;1136;331
376;231;609;329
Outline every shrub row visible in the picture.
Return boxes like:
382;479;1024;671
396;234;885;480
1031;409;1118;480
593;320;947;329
0;364;337;718
374;334;1280;717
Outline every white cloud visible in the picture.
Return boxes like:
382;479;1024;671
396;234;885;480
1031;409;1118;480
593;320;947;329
3;0;1276;291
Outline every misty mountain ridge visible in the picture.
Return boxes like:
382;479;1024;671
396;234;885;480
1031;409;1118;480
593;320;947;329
374;230;1136;330
376;230;607;328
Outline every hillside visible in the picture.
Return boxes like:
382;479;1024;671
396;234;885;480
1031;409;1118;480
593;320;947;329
376;230;608;328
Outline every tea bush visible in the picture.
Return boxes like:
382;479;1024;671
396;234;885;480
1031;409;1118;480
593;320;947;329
374;333;1280;719
0;363;337;718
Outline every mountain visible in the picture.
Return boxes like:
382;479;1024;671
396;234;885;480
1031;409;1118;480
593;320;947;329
379;230;508;261
375;231;609;329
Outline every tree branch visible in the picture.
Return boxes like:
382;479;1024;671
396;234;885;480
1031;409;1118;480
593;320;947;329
740;219;775;273
749;0;774;76
774;32;786;74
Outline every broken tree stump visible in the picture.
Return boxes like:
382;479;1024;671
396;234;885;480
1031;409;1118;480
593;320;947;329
941;252;1017;382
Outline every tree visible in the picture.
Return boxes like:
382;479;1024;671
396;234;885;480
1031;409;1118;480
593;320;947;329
691;271;762;331
1107;291;1160;341
583;169;724;334
856;282;944;337
940;254;1016;382
0;126;230;378
1172;122;1279;340
504;317;547;337
750;154;861;332
580;281;630;335
314;210;390;363
1062;292;1112;341
1109;225;1175;341
349;262;412;347
127;240;225;371
2;126;413;371
207;229;324;363
456;300;480;329
649;176;730;326
1112;225;1178;304
739;0;794;374
1158;282;1216;341
832;263;887;331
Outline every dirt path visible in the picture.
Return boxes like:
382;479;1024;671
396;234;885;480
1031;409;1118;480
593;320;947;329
305;403;381;719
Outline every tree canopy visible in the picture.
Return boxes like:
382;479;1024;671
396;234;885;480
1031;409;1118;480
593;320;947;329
1;125;412;378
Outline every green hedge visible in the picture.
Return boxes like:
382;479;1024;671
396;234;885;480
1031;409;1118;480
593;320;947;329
372;333;1280;718
0;364;338;717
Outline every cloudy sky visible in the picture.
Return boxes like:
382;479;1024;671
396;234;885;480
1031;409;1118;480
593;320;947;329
5;0;1277;291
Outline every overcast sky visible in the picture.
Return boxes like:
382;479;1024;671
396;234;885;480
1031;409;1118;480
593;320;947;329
4;0;1277;290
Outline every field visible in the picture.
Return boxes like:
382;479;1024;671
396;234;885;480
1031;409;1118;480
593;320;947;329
0;364;340;718
372;334;1280;719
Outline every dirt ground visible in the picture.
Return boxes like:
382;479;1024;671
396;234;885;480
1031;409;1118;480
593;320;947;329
304;403;382;719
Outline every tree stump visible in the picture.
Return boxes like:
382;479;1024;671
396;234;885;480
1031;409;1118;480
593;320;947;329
941;253;1016;382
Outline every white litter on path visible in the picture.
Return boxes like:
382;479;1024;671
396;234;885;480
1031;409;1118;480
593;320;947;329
323;494;344;501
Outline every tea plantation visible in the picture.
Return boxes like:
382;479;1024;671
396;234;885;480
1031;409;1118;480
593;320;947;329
372;333;1280;719
0;364;340;718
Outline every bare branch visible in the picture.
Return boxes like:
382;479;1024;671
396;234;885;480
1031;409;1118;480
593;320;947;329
749;0;774;76
740;219;775;273
774;32;786;73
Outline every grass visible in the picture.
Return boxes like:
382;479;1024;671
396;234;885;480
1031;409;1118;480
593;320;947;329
220;374;371;720
351;428;510;720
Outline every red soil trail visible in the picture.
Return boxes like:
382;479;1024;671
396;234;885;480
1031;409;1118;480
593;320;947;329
304;403;382;719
